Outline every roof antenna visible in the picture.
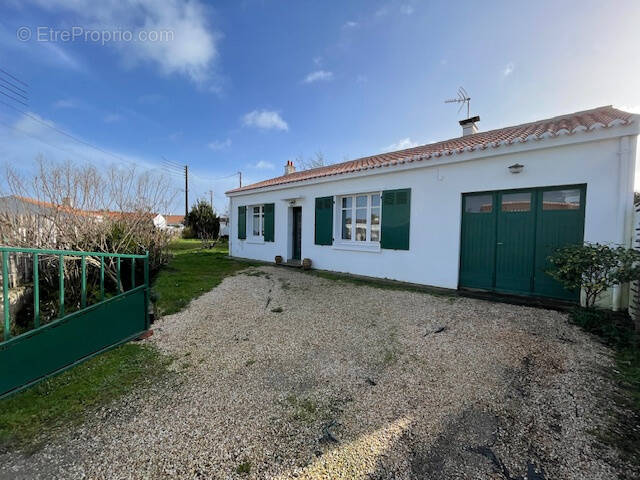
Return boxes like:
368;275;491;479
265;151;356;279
444;86;471;118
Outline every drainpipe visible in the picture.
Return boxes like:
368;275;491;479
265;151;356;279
612;135;636;311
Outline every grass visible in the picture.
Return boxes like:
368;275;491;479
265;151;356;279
569;307;640;466
152;238;258;316
0;343;173;452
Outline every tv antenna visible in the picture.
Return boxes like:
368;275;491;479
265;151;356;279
445;86;471;118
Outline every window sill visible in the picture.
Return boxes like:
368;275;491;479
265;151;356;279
332;242;381;253
247;238;265;245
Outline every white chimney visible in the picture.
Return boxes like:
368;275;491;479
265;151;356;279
284;160;296;175
459;115;480;136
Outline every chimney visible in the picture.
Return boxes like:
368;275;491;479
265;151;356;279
459;115;480;136
284;160;296;175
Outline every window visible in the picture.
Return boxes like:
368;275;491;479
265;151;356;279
339;193;381;243
465;194;492;213
501;192;531;212
251;205;264;238
543;189;581;210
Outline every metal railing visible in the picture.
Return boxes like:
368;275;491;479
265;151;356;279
1;246;149;343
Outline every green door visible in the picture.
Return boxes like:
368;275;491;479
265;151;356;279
459;184;585;301
459;193;496;290
533;186;585;300
495;190;536;295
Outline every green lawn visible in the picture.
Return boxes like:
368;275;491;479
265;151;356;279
0;343;172;451
152;238;257;316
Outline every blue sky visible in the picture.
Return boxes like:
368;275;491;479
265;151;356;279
1;0;639;213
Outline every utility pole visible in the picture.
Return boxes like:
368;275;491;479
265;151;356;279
208;190;214;211
238;171;242;188
184;165;189;218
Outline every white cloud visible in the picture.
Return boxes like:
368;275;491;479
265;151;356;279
253;160;274;170
25;0;219;86
400;4;414;15
503;62;515;76
343;21;358;28
208;138;231;150
385;137;420;151
104;113;122;123
242;110;289;131
52;99;78;109
303;70;334;84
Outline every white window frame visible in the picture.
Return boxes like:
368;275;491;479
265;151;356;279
333;192;382;252
248;204;265;243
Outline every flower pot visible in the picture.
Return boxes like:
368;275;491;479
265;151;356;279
302;258;312;270
275;255;283;265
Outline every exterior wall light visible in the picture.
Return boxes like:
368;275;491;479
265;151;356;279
508;163;524;174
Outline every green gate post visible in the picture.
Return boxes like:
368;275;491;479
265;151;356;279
81;256;87;308
33;253;39;328
2;251;10;341
116;257;121;294
100;257;105;301
131;258;135;290
144;251;149;329
58;254;64;318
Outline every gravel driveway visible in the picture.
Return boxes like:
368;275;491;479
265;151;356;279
0;266;630;479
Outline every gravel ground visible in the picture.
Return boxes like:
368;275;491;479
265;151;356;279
0;266;632;479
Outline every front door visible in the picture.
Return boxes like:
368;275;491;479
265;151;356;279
292;207;302;260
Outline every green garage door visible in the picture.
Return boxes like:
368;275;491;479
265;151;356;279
459;184;585;301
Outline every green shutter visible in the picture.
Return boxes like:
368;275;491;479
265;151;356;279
238;206;246;239
381;188;411;250
315;196;333;245
263;203;275;242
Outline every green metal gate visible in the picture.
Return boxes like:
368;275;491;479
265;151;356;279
0;247;149;398
459;184;586;301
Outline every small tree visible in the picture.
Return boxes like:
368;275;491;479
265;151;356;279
185;200;219;241
547;243;640;308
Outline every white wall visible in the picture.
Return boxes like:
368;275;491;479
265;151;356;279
228;132;638;306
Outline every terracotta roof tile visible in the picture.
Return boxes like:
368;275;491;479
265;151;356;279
227;105;635;194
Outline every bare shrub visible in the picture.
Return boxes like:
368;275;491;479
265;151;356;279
1;158;177;324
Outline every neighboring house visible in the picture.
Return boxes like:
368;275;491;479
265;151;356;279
219;215;229;237
226;105;639;309
153;214;185;233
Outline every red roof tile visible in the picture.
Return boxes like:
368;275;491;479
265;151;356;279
164;214;185;225
227;105;635;194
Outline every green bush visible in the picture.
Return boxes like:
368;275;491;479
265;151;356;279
181;226;195;239
185;200;219;239
547;243;640;308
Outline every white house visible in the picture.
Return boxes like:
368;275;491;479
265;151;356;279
226;106;639;309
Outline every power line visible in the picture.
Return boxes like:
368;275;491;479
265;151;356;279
0;75;27;95
0;68;28;88
0;90;28;107
0;98;143;169
0;79;28;100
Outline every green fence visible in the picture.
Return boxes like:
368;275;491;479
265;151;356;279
0;246;149;398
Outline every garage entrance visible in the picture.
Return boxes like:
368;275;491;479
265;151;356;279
459;184;586;301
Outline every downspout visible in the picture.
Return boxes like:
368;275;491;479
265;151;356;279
612;135;636;310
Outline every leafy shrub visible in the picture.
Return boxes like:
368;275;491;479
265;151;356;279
547;243;640;308
181;226;195;239
185;200;219;239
